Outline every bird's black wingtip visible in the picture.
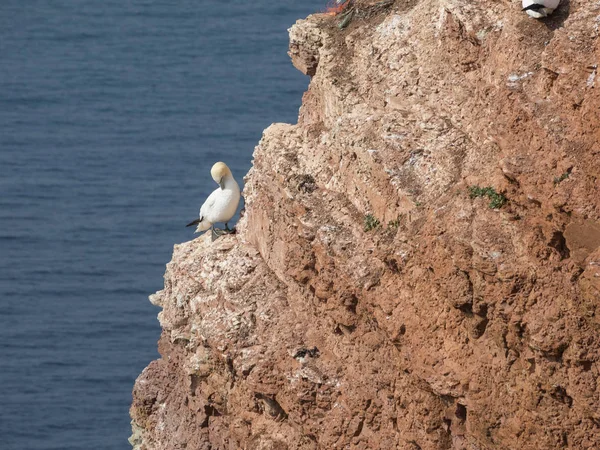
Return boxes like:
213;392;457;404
522;3;545;11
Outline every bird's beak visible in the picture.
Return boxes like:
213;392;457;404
219;177;225;190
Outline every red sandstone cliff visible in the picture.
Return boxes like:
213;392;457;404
130;0;600;448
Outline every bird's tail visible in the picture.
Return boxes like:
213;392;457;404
195;220;212;233
187;217;211;233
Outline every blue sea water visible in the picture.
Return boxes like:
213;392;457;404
0;1;324;448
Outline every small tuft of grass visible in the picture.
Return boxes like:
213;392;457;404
553;172;570;185
388;216;402;229
364;214;381;232
468;186;507;209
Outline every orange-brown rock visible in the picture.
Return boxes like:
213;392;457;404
131;0;600;448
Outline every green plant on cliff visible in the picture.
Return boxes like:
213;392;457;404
364;214;380;232
388;216;401;229
554;172;570;185
468;186;507;209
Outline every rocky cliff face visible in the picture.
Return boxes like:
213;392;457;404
130;0;600;448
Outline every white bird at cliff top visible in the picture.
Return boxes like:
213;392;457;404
186;162;241;241
522;0;560;18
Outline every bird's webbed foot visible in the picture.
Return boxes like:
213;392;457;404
211;226;223;242
211;226;236;241
223;223;236;234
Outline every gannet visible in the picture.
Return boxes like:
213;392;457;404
186;162;240;241
522;0;560;18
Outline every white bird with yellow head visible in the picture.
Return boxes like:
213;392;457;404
186;162;241;241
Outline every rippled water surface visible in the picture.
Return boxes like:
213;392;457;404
0;1;323;448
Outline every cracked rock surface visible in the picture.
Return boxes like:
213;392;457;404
131;0;600;448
